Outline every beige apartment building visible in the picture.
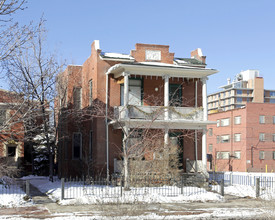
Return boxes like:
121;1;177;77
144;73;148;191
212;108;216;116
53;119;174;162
208;69;275;113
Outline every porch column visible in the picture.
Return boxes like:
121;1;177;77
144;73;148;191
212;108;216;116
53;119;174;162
202;77;208;168
164;75;170;146
123;72;129;118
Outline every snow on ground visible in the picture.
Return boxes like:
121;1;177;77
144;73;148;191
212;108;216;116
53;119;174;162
0;207;268;220
0;185;33;208
22;176;223;205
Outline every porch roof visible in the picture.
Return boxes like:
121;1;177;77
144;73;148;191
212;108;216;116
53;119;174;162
110;118;216;130
106;62;218;79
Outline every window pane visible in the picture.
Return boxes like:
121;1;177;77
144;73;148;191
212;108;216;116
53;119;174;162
221;118;230;127
259;151;265;160
259;133;265;142
234;116;241;125
234;151;241;159
209;144;213;152
89;80;93;105
221;135;230;143
73;88;82;109
73;133;82;159
234;134;241;142
0;110;6;126
7;146;16;157
259;115;265;124
208;128;213;136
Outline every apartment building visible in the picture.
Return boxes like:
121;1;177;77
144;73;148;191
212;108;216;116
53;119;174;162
56;40;218;177
208;70;275;113
207;102;275;172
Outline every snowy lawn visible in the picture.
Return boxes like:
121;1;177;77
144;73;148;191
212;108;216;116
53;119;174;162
0;182;33;207
22;176;224;205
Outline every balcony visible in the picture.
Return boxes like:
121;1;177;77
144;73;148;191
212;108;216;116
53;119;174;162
114;105;203;121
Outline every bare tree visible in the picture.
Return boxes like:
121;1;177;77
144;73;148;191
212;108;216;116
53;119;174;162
3;19;64;181
0;0;31;64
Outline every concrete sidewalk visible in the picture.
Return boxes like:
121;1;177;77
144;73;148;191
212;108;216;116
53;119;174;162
0;195;273;219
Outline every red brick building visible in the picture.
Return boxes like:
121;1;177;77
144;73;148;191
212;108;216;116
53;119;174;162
207;103;275;172
56;41;218;177
0;89;24;169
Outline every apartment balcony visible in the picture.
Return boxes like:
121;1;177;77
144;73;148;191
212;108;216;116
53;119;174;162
111;105;212;130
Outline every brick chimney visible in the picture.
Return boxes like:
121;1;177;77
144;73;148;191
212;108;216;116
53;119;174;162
191;48;206;64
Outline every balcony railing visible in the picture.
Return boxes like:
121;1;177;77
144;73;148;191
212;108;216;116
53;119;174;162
114;105;203;121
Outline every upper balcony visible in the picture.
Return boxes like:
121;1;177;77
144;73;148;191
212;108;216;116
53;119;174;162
111;105;213;130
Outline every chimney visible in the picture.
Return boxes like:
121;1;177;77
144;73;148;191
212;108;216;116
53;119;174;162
227;78;231;85
191;48;206;64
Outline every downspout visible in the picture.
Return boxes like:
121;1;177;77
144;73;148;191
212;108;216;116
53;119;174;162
105;74;109;180
195;80;198;172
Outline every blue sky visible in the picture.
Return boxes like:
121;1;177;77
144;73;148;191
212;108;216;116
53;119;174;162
6;0;275;93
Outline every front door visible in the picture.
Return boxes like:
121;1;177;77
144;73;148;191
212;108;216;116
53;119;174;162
169;132;183;170
121;79;142;106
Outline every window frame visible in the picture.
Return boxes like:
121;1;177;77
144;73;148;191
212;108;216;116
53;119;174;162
234;116;241;125
259;115;265;124
259;151;265;160
234;133;241;142
73;87;82;110
259;133;265;142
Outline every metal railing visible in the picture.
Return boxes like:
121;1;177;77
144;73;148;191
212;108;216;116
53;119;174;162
60;175;212;200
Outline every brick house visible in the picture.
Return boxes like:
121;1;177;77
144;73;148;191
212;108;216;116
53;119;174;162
0;89;24;169
207;102;275;172
56;41;218;178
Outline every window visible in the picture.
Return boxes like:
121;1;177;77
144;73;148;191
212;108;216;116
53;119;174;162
247;90;250;95
208;128;213;136
221;118;230;127
259;151;265;160
236;97;242;103
208;144;213;152
169;84;182;107
273;134;275;142
216;135;220;144
217;120;220;127
221;135;230;143
234;151;241;159
89;131;93;160
73;133;82;159
259;115;265;124
228;99;231;105
273;151;275;160
234;133;241;142
217;152;230;159
236;90;242;95
89;80;93;106
234;116;241;125
7;146;16;157
270;99;275;104
73;87;82;110
0;110;6;126
273;116;275;124
259;133;265;142
64;139;68;160
270;91;275;97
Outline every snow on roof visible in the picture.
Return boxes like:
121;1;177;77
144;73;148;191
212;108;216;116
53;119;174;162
100;52;135;60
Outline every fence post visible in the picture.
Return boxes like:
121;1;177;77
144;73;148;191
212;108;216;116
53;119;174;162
256;178;260;198
61;178;65;200
180;175;183;194
26;180;30;197
221;179;224;196
120;176;123;197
